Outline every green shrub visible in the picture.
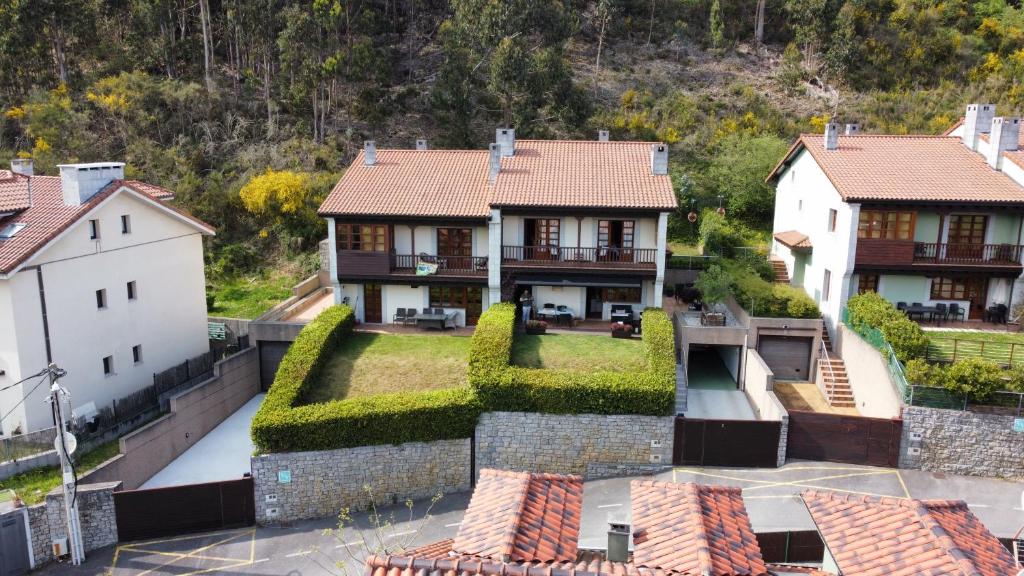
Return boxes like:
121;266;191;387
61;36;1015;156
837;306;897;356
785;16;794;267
251;305;482;452
698;210;745;257
880;316;928;362
904;358;944;387
724;260;819;319
468;304;675;415
942;357;1005;401
695;264;731;310
846;292;901;331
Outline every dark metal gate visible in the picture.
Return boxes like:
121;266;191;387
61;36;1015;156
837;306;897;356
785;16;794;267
114;477;255;542
0;510;29;575
672;417;782;467
786;410;902;467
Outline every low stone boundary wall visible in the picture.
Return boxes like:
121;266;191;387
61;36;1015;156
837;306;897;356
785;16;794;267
900;405;1024;479
251;439;471;524
26;481;120;567
475;412;674;477
81;347;259;489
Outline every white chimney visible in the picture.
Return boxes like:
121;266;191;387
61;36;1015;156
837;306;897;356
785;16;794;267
496;128;515;157
57;162;125;206
606;517;630;563
416;139;428;151
962;103;995;151
650;144;668;175
363;141;377;166
986;117;1021;170
10;159;33;176
844;123;861;136
488;143;501;183
824;122;839;150
598;130;610;142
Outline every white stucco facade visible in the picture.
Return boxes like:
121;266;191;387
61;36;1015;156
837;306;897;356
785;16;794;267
0;190;212;434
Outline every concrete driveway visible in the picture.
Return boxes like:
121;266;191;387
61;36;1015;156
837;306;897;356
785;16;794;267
42;462;1024;576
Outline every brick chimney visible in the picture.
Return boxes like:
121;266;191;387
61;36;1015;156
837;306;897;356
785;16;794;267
416;139;428;151
496;128;515;157
488;143;501;183
986;117;1021;170
598;130;610;142
57;162;125;206
962;104;995;151
824;122;839;150
363;141;377;166
10;158;33;176
844;123;861;136
650;144;668;175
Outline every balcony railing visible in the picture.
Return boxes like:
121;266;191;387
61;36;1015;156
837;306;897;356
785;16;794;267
912;243;1024;265
392;254;488;275
501;245;658;268
336;249;487;277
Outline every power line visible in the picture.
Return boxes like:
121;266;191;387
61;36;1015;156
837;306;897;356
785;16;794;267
0;373;49;425
0;367;48;394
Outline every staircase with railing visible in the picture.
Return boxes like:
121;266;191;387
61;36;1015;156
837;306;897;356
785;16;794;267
819;339;855;408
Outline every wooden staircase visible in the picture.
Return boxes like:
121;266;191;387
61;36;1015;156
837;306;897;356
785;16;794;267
770;258;790;284
820;357;855;408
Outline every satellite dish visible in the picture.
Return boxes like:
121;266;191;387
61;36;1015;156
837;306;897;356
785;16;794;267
54;432;77;457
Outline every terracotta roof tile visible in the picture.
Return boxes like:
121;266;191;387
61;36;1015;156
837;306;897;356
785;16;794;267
801;490;1017;576
364;552;681;576
768;134;1024;204
631;481;767;576
0;171;31;212
403;538;455;558
490;141;677;210
453;469;582;563
773;231;812;251
0;176;212;275
319;150;491;218
122;179;174;200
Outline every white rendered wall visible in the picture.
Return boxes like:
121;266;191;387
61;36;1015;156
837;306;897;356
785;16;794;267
501;215;659;249
382;285;427;324
533;287;585;317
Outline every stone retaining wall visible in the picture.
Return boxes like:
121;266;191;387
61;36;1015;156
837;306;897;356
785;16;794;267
474;412;674;476
27;482;120;567
900;405;1024;479
251;439;471;524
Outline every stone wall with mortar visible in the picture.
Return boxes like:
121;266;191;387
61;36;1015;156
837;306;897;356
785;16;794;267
474;412;675;477
251;439;471;524
27;481;120;567
900;405;1024;478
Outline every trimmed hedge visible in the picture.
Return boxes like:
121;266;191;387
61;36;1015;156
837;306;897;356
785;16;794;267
722;260;820;319
469;303;676;415
251;305;482;453
846;292;928;362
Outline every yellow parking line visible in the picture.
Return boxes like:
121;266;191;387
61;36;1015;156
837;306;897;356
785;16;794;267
741;470;894;492
120;528;253;548
673;467;906;498
174;559;253;576
134;531;252;576
895;469;911;498
114;547;243;563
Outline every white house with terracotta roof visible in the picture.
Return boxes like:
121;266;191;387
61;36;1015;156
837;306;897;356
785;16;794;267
318;130;676;327
0;160;214;433
767;104;1024;336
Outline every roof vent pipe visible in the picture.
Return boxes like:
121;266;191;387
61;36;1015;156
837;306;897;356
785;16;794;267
488;143;501;183
364;141;377;166
416;139;428;151
607;519;630;563
10;159;33;176
986;117;1021;170
650;144;668;175
496;128;515;157
962;103;995;151
824;122;839;150
844;123;861;136
599;130;610;142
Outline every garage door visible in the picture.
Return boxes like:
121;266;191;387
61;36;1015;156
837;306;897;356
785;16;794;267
758;336;812;380
259;341;291;390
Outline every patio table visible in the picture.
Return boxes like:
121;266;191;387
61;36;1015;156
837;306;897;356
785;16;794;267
905;305;942;325
416;312;456;330
537;307;575;326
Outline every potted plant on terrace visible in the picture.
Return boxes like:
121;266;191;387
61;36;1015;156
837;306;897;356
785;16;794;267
610;322;633;339
525;319;548;335
695;264;731;326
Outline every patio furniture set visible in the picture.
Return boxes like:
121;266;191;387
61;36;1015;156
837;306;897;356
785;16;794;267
393;308;458;330
895;301;1004;325
537;303;576;326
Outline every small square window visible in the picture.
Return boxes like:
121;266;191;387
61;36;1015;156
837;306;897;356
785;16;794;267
127;281;137;301
823;269;832;302
89;219;100;240
102;355;114;375
828;209;838;232
96;289;107;309
121;215;131;234
132;345;143;364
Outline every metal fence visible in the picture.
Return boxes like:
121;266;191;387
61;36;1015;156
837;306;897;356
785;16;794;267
666;254;719;270
925;337;1024;366
841;308;910;401
0;426;58;463
907;385;1024;417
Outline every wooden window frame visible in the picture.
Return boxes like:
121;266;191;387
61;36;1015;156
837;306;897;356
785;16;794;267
336;223;388;252
437;228;473;257
857;210;916;240
857;274;879;294
601;287;642;302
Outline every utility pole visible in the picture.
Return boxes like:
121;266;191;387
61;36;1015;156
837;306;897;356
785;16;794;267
46;364;84;565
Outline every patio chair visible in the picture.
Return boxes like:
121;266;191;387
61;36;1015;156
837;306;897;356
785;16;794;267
984;304;1008;324
393;308;408;323
896;301;907;311
947;302;966;322
404;309;417;326
423;307;433;315
934;303;947;323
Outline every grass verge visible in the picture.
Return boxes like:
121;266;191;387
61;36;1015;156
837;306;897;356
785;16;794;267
511;333;645;372
0;440;120;505
208;269;298;319
926;330;1024;365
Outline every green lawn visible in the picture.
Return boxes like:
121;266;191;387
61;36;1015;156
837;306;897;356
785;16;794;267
512;333;646;372
668;241;702;256
208;270;297;319
0;440;120;505
926;330;1024;365
300;334;472;404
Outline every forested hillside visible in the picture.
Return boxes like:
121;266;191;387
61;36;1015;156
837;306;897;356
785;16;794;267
1;0;1022;312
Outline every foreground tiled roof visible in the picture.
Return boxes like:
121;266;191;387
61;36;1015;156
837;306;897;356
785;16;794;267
368;551;688;576
773;231;812;251
0;176;212;275
453;469;583;563
768;134;1024;203
0;171;31;212
631;481;767;576
801;490;1018;576
319;150;491;218
490;141;677;210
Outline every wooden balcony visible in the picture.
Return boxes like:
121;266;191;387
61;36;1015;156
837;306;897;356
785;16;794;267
855;239;1024;271
501;245;658;270
337;250;487;279
913;243;1023;265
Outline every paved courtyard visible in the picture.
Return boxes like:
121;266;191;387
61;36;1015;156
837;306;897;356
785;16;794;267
41;462;1024;576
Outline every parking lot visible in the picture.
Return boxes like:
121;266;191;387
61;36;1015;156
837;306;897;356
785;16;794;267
40;463;1024;576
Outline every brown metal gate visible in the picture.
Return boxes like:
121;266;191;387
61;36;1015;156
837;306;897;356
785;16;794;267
672;417;782;467
114;477;255;542
786;410;902;467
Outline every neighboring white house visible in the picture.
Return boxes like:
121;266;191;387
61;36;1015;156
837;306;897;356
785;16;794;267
317;131;675;327
767;104;1024;336
0;160;215;434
